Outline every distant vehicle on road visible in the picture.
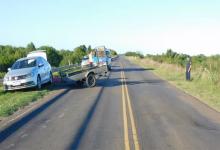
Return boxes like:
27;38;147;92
3;53;52;91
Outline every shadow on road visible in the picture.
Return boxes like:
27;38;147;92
0;88;71;142
67;86;105;150
66;72;113;150
97;78;164;88
98;67;162;88
112;67;154;73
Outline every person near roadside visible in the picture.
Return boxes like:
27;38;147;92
186;58;192;81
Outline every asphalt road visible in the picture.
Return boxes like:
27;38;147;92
1;56;220;150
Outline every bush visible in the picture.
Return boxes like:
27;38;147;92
125;51;144;58
110;49;118;56
0;72;5;78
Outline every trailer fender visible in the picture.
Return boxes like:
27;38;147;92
85;71;95;78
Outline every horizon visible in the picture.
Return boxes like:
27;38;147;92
0;0;220;56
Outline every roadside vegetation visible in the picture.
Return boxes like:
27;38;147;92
0;84;48;117
124;51;144;59
126;50;220;111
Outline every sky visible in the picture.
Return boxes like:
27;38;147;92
0;0;220;55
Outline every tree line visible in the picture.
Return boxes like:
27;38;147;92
0;42;118;74
126;49;220;69
125;51;144;58
145;49;220;72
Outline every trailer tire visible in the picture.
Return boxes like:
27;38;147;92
86;73;96;88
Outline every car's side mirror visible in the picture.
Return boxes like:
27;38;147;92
38;63;44;67
8;68;11;71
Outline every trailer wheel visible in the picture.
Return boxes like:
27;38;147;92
86;73;96;88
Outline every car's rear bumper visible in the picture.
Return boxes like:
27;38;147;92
3;78;37;91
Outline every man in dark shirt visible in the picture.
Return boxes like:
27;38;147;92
186;58;192;81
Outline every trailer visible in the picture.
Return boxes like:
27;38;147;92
53;46;112;88
55;64;108;88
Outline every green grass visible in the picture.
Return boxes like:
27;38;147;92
0;72;6;78
127;57;220;112
52;71;60;77
0;85;48;117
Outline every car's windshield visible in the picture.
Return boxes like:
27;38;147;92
11;58;36;70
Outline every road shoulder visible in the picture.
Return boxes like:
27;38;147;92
0;84;69;130
125;57;220;123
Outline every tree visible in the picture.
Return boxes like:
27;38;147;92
87;45;93;54
73;45;87;63
125;51;144;58
59;50;76;66
26;42;36;52
110;49;117;56
38;46;61;67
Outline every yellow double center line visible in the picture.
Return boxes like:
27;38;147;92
121;64;140;150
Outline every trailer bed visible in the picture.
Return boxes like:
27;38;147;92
55;64;108;87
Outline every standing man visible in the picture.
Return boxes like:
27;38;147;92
186;57;192;81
